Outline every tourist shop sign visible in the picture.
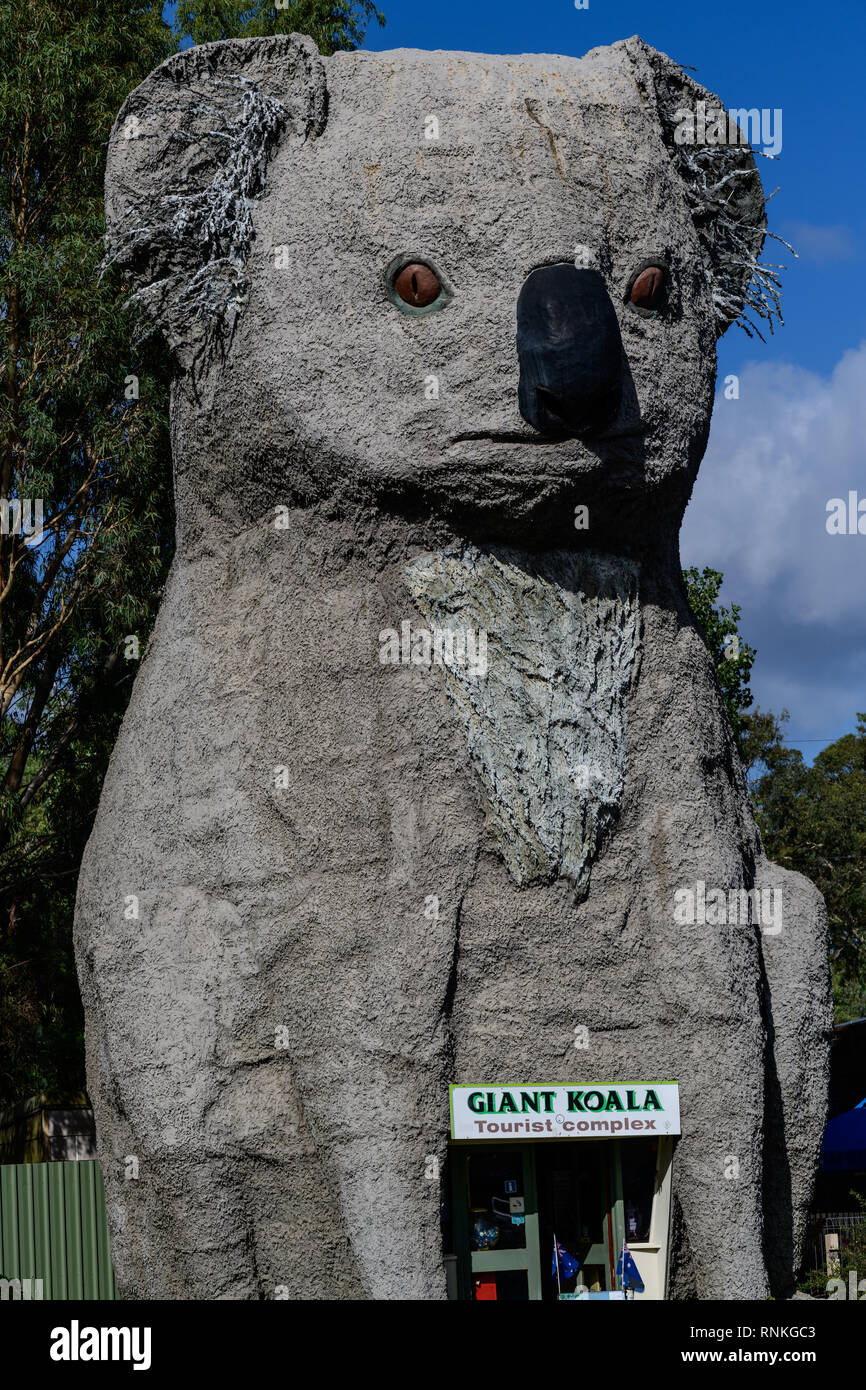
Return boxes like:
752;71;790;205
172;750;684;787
450;1083;680;1140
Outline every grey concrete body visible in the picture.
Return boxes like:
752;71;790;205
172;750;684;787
75;34;832;1299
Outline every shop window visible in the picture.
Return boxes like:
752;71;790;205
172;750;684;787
467;1146;528;1252
447;1136;669;1300
621;1138;658;1243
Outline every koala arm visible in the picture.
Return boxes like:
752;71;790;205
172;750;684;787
757;859;833;1294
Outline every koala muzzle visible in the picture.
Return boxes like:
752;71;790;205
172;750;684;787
517;264;623;438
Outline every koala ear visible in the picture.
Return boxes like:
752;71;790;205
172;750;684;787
621;36;783;339
104;34;326;370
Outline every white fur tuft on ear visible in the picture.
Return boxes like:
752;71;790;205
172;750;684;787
103;34;326;374
622;35;789;340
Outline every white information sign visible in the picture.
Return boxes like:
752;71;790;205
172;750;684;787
450;1082;680;1140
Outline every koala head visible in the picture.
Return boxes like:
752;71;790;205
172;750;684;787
105;34;772;554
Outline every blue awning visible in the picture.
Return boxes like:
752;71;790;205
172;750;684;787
820;1098;866;1172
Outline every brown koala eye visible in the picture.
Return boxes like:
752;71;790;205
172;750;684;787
394;262;441;307
629;265;667;310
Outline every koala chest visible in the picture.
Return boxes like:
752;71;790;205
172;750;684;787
404;546;641;894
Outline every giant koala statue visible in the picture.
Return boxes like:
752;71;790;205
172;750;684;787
75;32;832;1300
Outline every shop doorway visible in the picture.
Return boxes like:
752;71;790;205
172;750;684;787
446;1137;671;1300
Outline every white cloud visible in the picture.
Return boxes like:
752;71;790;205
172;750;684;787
681;343;866;626
782;222;858;265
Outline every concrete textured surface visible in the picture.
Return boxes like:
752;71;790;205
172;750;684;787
75;32;833;1299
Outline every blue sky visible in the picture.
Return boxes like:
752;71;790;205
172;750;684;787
359;0;866;759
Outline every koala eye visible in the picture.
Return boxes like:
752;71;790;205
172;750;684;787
626;262;668;314
393;262;442;308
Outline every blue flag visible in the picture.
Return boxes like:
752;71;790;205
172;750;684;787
616;1241;644;1292
552;1237;580;1281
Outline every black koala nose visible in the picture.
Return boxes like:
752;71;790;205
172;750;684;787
517;264;623;438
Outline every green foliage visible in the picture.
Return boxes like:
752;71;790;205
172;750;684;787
798;1191;866;1297
751;715;866;1021
683;565;756;755
683;568;864;1019
736;704;797;798
173;0;385;53
0;0;176;1103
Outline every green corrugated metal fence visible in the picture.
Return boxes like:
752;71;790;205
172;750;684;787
0;1160;116;1299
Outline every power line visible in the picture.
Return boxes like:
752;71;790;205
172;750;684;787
745;733;858;746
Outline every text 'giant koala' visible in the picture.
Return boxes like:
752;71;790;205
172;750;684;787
75;32;832;1300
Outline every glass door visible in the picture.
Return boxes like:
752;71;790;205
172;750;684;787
451;1144;541;1300
535;1139;621;1298
449;1138;665;1300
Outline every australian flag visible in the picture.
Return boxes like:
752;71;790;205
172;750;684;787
616;1240;645;1292
552;1237;580;1281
